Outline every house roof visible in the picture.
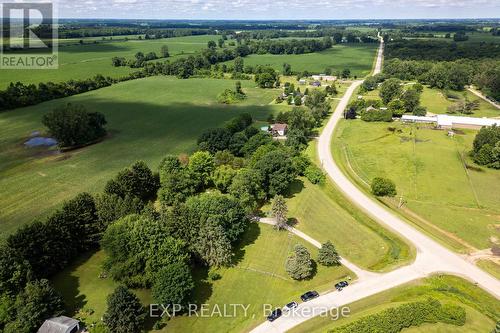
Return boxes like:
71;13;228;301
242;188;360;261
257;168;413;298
271;123;288;132
38;316;78;333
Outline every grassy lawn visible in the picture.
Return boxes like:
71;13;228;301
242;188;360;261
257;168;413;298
0;77;284;238
223;45;378;77
53;223;353;333
333;119;500;251
289;275;499;333
476;260;500;280
0;35;220;89
276;173;413;272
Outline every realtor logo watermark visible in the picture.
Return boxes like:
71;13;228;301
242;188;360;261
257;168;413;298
0;2;58;69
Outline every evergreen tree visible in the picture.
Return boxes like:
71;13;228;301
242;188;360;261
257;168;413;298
271;195;288;230
103;286;146;333
318;241;341;266
285;244;313;280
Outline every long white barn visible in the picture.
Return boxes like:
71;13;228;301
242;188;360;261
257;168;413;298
402;114;500;130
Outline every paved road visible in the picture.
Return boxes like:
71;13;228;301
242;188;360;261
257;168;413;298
251;39;500;333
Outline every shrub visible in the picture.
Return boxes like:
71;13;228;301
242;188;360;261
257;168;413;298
371;177;397;197
304;165;326;184
328;298;465;333
361;108;393;122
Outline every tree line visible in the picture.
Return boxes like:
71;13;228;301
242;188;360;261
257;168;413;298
385;40;500;61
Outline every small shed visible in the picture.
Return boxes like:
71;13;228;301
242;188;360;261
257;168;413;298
38;316;80;333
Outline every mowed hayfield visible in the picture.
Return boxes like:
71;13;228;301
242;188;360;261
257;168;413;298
0;35;220;89
0;77;284;238
333;120;500;251
289;275;500;333
223;44;378;77
53;223;353;333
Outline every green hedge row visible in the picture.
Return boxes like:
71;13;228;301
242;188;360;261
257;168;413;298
329;298;466;333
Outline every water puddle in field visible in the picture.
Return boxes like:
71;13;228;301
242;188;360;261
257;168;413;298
24;131;58;147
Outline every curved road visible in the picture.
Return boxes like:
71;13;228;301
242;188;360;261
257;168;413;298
251;40;499;333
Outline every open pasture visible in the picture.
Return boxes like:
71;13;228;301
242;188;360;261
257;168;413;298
333;120;500;250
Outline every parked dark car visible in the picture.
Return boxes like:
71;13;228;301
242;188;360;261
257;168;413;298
267;308;283;322
283;301;298;312
335;281;349;291
300;291;319;302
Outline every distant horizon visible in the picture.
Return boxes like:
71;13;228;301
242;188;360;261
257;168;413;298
0;0;497;21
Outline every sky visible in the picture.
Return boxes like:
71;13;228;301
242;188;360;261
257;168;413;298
2;0;500;19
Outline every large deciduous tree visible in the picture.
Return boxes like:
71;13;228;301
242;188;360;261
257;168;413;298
379;78;403;104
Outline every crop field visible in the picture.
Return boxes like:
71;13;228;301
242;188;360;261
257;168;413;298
289;275;500;333
223;44;378;77
0;76;284;238
333;120;500;251
53;223;353;333
0;35;220;89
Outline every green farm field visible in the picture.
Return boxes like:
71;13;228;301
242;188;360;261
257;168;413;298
0;35;220;89
223;44;378;77
0;76;284;238
53;223;353;333
333;120;500;251
289;275;500;333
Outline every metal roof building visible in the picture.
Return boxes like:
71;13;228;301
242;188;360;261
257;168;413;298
402;114;500;129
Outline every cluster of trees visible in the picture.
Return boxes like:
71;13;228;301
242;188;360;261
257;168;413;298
351;78;426;122
112;47;169;68
472;125;500;169
255;67;281;88
42;103;107;148
217;81;246;104
0;75;115;111
329;298;465;333
285;241;341;280
384;59;473;91
245;37;333;55
384;41;499;100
